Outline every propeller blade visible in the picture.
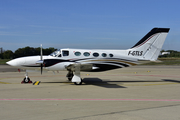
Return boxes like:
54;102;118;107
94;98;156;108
41;64;43;74
40;44;43;74
40;44;43;60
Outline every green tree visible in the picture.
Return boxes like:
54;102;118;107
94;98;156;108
3;50;14;59
14;48;24;58
14;46;57;58
43;47;57;55
0;53;2;59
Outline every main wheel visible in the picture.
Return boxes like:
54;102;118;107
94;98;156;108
74;81;82;85
74;79;83;85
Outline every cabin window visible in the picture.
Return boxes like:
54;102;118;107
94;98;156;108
93;53;99;57
62;50;69;56
102;53;107;57
83;52;90;57
74;52;81;56
109;54;113;57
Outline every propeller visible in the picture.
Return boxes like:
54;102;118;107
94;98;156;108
40;44;43;74
36;44;44;74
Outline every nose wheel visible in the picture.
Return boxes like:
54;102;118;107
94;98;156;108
21;72;32;84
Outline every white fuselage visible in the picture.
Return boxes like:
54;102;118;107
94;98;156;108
7;48;139;72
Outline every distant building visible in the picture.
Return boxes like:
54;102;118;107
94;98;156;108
161;52;170;55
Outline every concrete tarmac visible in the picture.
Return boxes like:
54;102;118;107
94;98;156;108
0;65;180;120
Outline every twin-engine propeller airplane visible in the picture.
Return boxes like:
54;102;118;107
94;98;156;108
6;28;170;85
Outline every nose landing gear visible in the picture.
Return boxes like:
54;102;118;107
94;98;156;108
21;72;32;84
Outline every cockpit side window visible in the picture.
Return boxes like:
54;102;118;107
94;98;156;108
62;50;69;56
50;49;60;57
58;54;61;57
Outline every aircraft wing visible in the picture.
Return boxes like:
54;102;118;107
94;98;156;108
65;63;93;72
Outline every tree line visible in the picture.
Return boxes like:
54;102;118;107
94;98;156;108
160;50;180;58
0;46;57;59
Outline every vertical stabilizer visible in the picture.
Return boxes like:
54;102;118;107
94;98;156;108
128;28;170;61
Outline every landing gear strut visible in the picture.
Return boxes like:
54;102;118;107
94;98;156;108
66;71;74;81
21;72;32;84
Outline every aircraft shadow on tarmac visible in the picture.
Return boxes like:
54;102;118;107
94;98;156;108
82;78;180;88
162;79;180;83
82;78;126;88
42;78;126;88
41;78;180;88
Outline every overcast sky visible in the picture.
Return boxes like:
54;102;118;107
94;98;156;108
0;0;180;52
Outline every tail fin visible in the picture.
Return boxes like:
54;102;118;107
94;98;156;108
128;28;170;61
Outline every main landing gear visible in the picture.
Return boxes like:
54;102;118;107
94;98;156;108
66;71;83;85
21;72;32;84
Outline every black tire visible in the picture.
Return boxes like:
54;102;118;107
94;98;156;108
23;77;30;83
74;79;83;85
74;81;82;85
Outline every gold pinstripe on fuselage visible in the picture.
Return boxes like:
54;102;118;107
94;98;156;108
83;59;138;66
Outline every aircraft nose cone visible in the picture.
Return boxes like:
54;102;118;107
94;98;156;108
6;58;25;67
6;60;17;66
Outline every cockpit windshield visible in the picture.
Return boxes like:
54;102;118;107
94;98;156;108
49;49;61;57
